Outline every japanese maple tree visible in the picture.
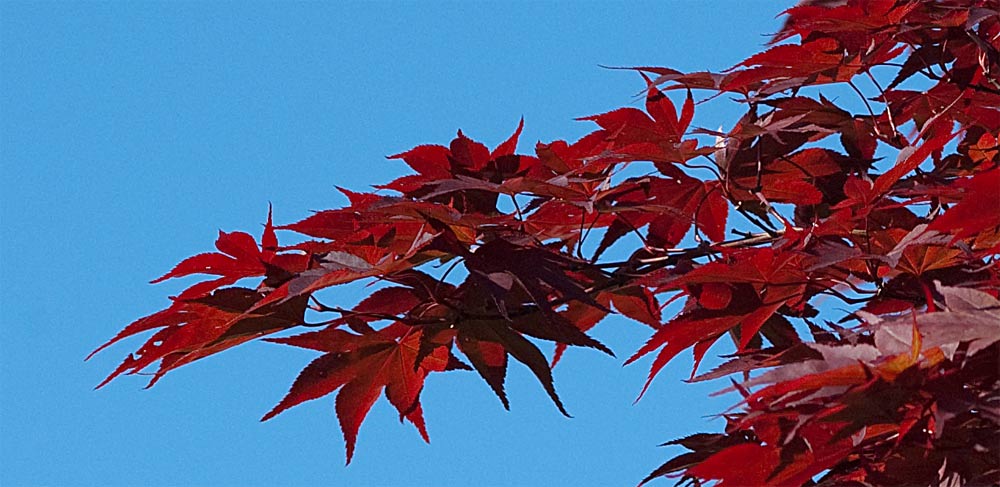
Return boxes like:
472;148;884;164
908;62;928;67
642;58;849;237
92;1;1000;485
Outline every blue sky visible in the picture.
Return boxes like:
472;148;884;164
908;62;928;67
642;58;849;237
2;2;792;485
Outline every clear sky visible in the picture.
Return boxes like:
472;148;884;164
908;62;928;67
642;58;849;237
2;2;792;486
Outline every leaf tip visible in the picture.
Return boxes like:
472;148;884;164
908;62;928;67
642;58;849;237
260;399;292;422
623;352;643;367
260;410;277;422
633;376;656;404
93;375;115;391
343;437;359;466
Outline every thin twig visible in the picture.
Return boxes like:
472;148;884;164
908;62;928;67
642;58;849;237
847;79;881;137
863;69;898;138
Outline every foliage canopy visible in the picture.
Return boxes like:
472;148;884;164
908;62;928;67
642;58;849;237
94;1;1000;484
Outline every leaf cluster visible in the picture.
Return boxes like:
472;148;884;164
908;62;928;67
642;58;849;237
93;0;1000;484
